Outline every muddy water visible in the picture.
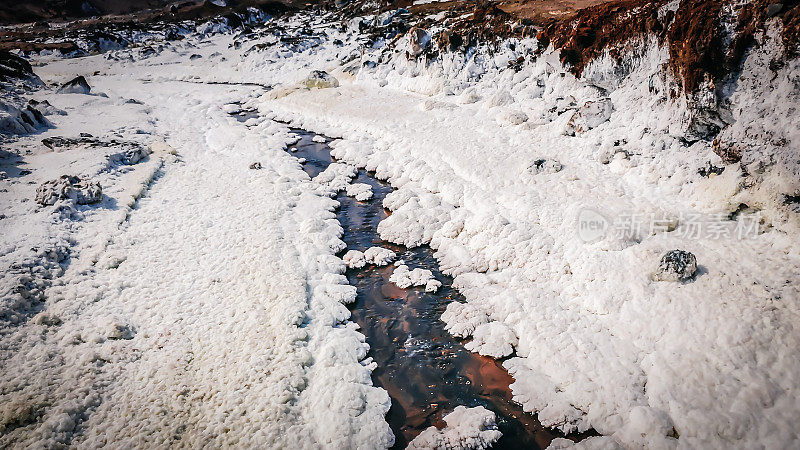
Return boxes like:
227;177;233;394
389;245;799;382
287;129;583;449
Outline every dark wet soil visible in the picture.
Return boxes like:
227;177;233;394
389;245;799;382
287;129;587;449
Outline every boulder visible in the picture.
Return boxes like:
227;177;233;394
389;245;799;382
111;147;152;165
249;162;262;170
57;76;91;95
302;70;339;89
35;175;102;206
0;101;51;134
408;27;430;58
653;250;697;281
564;98;613;136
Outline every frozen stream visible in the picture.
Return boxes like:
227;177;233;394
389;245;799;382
286;129;593;448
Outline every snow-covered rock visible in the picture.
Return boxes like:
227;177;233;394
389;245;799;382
109;147;152;166
408;406;502;450
56;76;91;95
343;249;366;268
564;98;613;136
363;246;396;266
389;264;441;292
0;101;51;134
652;250;698;282
346;182;373;201
344;247;397;269
34;175;102;206
302;70;339;89
408;27;430;58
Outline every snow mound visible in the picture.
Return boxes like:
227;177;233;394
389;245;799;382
343;250;366;269
441;302;490;338
464;321;517;358
363;246;396;266
344;247;397;269
346;182;373;201
312;162;356;193
408;406;502;450
389;264;441;293
548;436;622;450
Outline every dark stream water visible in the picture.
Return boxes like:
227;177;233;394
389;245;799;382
286;129;585;449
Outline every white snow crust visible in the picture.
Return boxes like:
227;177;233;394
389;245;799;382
2;4;799;449
407;406;502;450
388;264;441;293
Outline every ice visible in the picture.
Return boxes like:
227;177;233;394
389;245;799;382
408;406;502;450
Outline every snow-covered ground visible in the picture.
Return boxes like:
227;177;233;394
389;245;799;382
2;4;799;449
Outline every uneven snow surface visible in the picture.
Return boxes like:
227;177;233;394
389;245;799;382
408;406;502;450
1;4;799;449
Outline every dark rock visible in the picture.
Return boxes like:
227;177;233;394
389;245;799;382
35;175;102;206
698;161;725;177
767;3;784;17
712;138;742;164
653;250;697;282
57;76;91;95
0;50;35;82
527;159;563;175
249;162;262;170
190;54;203;60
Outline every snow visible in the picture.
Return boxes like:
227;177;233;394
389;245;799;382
363;246;397;266
343;247;396;269
388;264;441;293
1;4;798;449
256;11;800;448
408;406;502;450
346;182;373;201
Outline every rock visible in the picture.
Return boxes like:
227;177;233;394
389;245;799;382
27;99;65;116
302;70;339;89
111;147;152;165
564;98;613;136
0;50;40;83
57;76;91;95
249;162;262;170
35;175;102;206
712;138;742;164
767;3;784;17
653;250;697;282
408;27;430;58
527;159;563;175
189;54;202;60
0;101;51;134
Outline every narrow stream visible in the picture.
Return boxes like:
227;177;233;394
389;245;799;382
286;129;586;449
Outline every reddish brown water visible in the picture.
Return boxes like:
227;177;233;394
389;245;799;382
287;129;589;449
